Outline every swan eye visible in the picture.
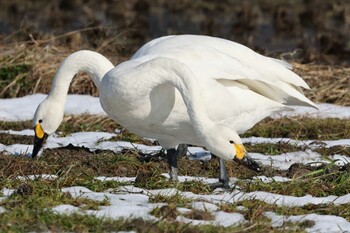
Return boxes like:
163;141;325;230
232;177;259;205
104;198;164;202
39;119;43;123
229;140;234;144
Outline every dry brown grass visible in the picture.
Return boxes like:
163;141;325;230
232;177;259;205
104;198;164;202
293;63;350;106
0;39;349;105
0;44;101;98
0;26;131;98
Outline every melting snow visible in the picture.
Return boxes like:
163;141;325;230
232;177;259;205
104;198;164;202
253;176;292;183
0;131;349;170
242;136;350;149
272;103;350;119
1;175;350;231
0;94;106;122
248;150;325;170
265;211;350;233
16;174;58;181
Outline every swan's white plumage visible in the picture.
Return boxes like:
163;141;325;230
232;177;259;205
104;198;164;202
33;35;317;160
131;35;315;108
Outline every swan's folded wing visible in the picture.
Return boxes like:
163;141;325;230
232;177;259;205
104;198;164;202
131;35;316;109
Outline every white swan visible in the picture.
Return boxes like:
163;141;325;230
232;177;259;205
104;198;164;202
32;35;317;185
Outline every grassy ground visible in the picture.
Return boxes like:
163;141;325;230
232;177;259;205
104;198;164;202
0;114;349;232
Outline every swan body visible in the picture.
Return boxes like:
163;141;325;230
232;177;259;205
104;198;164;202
32;35;317;164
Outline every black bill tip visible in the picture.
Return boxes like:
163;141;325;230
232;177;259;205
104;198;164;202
32;133;48;158
234;154;262;173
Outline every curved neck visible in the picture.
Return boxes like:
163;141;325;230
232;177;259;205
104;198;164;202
48;50;114;101
137;57;215;140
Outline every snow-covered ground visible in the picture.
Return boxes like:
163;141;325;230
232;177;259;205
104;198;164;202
1;130;349;169
0;94;349;232
1;175;350;232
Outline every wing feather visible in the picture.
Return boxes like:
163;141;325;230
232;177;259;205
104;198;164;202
132;35;316;109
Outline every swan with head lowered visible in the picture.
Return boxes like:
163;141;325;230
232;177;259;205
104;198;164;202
32;35;317;187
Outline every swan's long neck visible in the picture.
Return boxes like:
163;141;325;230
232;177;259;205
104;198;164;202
48;50;114;101
140;58;215;140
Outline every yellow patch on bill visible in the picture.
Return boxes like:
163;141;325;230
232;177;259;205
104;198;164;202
35;123;45;139
234;144;246;160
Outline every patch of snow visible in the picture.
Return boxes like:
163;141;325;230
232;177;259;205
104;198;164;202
253;176;292;183
272;103;350;119
0;143;32;156
95;176;136;183
115;185;147;195
148;188;180;197
60;186;158;220
242;137;350;149
52;204;81;215
176;211;245;227
191;201;219;212
319;139;350;148
213;211;246;227
242;192;350;207
0;129;34;136
161;174;221;185
182;188;350;208
187;147;212;161
176;215;210;226
248;150;326;170
88;205;158;221
45;132;116;149
265;211;350;233
1;188;15;197
16;174;58;181
37;178;350;228
0;94;107;122
331;154;350;166
177;207;192;214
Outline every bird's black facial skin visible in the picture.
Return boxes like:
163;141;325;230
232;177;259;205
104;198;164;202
234;155;262;172
32;132;48;158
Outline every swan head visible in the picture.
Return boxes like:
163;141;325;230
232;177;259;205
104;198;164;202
31;97;65;158
205;124;246;161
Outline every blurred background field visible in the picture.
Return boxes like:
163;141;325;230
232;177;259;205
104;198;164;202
0;0;349;104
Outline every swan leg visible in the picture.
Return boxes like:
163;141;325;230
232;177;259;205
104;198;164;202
209;156;230;189
219;158;230;188
166;149;178;181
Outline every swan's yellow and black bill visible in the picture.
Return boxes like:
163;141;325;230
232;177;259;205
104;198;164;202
32;123;48;158
233;144;261;172
234;144;246;160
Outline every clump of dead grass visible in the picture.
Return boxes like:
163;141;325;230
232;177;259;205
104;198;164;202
293;63;350;106
0;44;98;98
0;26;131;99
0;35;349;108
242;117;350;140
